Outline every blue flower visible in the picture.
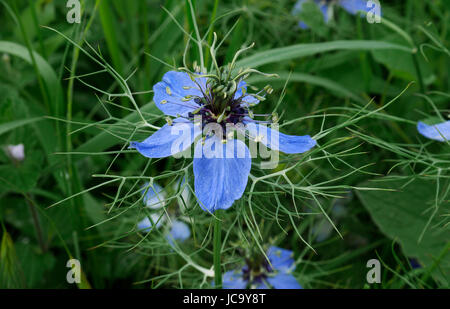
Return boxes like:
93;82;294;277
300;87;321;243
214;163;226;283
222;246;303;289
292;0;379;29
292;0;330;29
137;181;191;244
130;71;316;213
138;216;191;245
166;220;191;246
137;213;165;231
142;182;166;209
417;120;450;142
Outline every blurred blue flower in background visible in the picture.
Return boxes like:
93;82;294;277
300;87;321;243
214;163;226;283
142;182;166;209
137;213;165;231
417;120;450;142
292;0;330;28
138;216;191;245
292;0;379;29
137;181;191;244
167;220;191;244
222;246;302;289
130;71;316;213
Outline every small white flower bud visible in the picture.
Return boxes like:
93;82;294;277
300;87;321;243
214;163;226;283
6;144;25;162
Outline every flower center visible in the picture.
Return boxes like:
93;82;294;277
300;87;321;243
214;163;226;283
176;39;277;138
242;256;273;286
187;80;251;134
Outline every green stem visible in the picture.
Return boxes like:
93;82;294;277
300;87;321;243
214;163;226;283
412;51;425;93
213;211;222;288
380;17;426;94
11;0;50;114
24;194;46;253
204;0;219;67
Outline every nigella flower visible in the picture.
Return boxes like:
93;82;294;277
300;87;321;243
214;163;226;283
138;182;191;243
222;247;302;289
167;220;191;243
5;144;25;162
417;120;450;142
137;213;164;231
139;215;191;244
142;182;166;209
292;0;379;29
130;56;316;213
138;214;191;243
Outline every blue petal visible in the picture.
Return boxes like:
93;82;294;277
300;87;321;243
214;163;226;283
319;3;330;22
245;122;316;154
235;81;260;107
130;119;200;158
222;270;247;289
267;273;303;289
417;121;450;142
193;137;251;212
298;21;309;29
137;213;164;231
339;0;375;16
292;0;329;28
267;246;295;273
153;71;207;117
137;218;152;231
169;220;191;241
291;0;308;15
141;182;166;209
